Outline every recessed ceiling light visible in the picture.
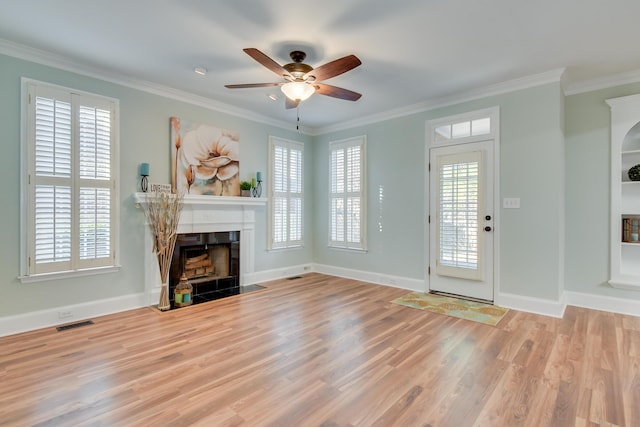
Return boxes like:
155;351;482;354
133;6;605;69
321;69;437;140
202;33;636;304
194;67;207;76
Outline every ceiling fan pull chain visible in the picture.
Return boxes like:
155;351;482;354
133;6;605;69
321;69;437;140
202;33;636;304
297;106;300;130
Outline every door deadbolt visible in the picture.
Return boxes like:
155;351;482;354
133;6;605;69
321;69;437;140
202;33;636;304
485;215;492;221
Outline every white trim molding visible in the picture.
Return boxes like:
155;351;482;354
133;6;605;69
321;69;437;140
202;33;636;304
0;38;314;134
564;68;640;96
318;69;564;135
564;291;640;317
0;292;147;337
5;267;640;337
495;291;567;318
244;263;313;285
313;264;425;292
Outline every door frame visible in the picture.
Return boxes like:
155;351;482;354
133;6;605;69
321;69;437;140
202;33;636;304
424;106;501;299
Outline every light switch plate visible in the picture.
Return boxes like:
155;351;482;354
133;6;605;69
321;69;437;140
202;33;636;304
503;197;520;209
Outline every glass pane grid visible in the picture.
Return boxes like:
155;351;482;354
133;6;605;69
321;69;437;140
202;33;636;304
439;161;479;269
434;117;491;142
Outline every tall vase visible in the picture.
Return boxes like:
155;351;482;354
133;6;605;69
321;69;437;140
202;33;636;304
158;282;171;311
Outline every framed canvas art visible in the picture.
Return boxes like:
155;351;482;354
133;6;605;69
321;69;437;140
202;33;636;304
171;117;240;196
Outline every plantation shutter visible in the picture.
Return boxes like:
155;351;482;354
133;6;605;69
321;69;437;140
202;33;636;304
289;147;303;242
329;137;366;250
272;145;287;244
269;137;304;249
28;83;117;275
34;95;72;267
436;151;483;280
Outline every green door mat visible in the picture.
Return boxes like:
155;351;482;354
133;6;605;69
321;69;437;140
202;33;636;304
392;292;509;326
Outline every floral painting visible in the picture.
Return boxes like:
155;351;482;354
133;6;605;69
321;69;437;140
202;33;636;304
171;117;240;196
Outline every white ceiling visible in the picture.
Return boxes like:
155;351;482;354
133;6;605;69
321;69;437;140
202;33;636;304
2;0;640;133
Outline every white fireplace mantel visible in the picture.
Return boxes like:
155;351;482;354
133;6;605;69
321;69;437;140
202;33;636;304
134;193;267;305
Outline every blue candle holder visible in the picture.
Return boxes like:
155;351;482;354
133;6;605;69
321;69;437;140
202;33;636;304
252;179;262;197
140;163;149;192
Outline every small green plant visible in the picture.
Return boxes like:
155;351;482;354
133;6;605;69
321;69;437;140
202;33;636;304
240;181;252;190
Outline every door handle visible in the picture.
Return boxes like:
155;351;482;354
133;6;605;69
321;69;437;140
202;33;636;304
484;226;492;232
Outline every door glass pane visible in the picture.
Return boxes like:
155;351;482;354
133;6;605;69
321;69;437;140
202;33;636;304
439;158;479;271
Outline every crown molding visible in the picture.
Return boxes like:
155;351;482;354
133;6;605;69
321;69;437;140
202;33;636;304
0;38;314;135
564;68;640;96
9;35;635;135
315;68;566;135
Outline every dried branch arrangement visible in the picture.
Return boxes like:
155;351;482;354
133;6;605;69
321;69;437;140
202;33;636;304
142;190;184;310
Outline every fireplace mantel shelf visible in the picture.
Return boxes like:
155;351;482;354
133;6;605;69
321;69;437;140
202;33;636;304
134;192;267;208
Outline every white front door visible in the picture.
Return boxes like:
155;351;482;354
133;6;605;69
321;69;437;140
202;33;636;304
429;139;494;301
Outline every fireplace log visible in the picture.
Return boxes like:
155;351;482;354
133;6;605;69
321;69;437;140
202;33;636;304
185;253;209;265
186;259;212;269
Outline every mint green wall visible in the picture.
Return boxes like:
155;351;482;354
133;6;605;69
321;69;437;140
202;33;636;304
3;49;638;321
313;83;565;301
565;82;640;300
0;53;313;317
312;115;427;280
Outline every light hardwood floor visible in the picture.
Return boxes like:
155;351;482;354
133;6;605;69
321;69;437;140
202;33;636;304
1;273;639;426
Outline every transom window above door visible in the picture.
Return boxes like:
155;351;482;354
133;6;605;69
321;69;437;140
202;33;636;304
431;110;496;144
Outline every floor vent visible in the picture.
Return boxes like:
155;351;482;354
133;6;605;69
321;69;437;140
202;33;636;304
56;320;94;332
287;276;303;280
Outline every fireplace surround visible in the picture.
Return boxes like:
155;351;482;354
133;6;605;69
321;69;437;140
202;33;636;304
169;231;240;306
135;193;266;306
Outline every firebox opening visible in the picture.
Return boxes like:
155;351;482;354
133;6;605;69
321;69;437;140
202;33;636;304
169;231;240;308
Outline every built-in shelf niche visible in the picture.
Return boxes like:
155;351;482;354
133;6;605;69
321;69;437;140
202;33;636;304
606;94;640;290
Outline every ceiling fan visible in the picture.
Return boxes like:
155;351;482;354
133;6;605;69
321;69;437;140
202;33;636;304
225;48;362;109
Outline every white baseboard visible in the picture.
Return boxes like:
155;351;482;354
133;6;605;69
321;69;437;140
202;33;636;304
495;291;567;318
313;264;426;292
4;267;637;338
244;263;314;285
564;290;640;317
0;265;315;338
0;293;147;337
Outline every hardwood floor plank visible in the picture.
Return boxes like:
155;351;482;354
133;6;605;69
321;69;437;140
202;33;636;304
0;273;638;426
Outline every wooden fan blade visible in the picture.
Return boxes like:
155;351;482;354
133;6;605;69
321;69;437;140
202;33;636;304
285;97;300;109
225;82;282;89
243;48;292;79
314;83;362;101
304;55;361;82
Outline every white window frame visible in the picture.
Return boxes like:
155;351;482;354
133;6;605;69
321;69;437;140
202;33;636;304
19;79;120;283
329;135;367;251
268;136;304;250
429;107;497;146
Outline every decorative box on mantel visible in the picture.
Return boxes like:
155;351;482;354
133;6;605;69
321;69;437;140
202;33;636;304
134;193;267;305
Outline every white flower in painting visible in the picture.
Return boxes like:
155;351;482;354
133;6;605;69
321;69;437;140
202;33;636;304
174;122;239;194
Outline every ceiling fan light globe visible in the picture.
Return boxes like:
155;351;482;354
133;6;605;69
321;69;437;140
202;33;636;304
281;81;315;102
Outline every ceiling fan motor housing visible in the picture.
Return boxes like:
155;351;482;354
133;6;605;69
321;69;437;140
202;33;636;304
283;51;313;79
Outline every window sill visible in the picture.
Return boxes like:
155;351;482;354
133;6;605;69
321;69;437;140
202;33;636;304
18;265;122;284
328;246;368;253
268;244;304;252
